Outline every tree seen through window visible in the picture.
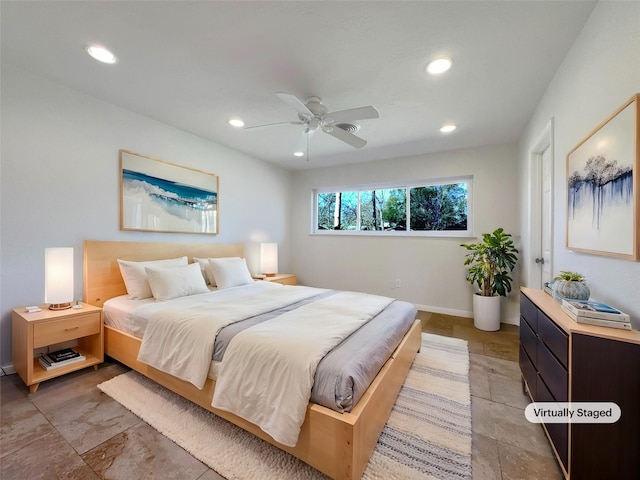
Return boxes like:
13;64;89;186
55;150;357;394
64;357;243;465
316;181;469;233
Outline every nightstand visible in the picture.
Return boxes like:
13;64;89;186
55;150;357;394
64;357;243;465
12;303;104;393
259;274;297;285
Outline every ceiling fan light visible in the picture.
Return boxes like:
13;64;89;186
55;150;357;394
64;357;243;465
228;118;245;127
293;151;304;157
304;124;319;134
86;45;117;64
426;57;452;75
440;124;457;133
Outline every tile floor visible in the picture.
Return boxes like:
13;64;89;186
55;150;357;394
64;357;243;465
418;312;563;480
0;313;563;479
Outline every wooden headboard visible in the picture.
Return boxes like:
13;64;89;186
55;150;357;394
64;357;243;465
83;240;244;307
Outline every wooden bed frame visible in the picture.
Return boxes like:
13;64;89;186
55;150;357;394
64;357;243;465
84;240;422;480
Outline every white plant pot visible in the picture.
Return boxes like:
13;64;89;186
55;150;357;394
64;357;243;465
473;294;501;331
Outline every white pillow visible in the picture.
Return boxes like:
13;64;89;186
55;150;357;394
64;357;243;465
117;256;188;299
193;256;242;286
192;257;213;284
208;257;254;289
145;263;209;301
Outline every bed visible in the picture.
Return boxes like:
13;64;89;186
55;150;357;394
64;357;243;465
84;240;422;480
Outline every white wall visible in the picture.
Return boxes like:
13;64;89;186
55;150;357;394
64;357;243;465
519;1;640;326
290;143;521;322
0;65;292;367
6;1;634;371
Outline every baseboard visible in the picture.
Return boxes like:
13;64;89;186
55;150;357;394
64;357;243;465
415;304;472;318
1;363;16;375
415;304;520;326
502;316;520;326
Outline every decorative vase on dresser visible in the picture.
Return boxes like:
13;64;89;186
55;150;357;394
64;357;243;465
552;279;590;301
551;271;590;301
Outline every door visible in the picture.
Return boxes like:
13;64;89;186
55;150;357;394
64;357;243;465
529;120;554;289
540;145;553;286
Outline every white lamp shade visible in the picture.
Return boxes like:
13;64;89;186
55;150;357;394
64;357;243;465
45;247;74;305
260;243;278;275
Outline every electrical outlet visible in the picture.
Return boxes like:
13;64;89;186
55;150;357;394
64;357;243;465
395;279;401;288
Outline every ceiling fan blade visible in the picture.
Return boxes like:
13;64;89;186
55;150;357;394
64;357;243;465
326;106;379;124
275;93;313;117
325;126;367;148
244;120;303;130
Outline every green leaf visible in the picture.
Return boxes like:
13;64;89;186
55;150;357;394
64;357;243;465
460;228;519;296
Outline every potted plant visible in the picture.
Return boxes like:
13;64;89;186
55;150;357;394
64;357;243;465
460;228;519;331
552;271;590;301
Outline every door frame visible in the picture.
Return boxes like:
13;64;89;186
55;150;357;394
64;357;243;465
527;118;554;289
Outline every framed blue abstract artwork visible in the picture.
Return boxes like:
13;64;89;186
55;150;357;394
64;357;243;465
566;94;639;260
120;150;219;234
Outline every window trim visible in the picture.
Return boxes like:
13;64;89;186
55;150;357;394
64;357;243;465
312;175;473;237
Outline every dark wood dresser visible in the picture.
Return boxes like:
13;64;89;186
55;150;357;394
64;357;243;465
519;287;640;479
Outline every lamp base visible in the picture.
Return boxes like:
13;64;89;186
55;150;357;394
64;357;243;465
49;302;72;311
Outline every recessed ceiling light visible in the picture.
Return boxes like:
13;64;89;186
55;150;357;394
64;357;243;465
426;57;452;75
86;45;117;64
293;151;304;157
228;118;245;127
440;124;457;133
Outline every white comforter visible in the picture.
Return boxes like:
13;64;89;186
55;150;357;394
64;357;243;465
211;290;393;447
137;282;325;389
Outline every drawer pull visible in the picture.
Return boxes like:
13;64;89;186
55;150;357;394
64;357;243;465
64;326;80;332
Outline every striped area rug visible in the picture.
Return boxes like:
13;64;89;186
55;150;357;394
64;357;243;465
366;333;472;479
98;333;471;480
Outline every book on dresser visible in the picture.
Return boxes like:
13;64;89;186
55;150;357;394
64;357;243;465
561;299;631;322
560;310;633;330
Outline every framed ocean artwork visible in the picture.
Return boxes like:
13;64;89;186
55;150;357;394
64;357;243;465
120;150;219;234
566;94;639;260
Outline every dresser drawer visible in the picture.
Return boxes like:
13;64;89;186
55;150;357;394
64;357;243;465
537;374;569;470
520;315;538;364
520;294;538;331
33;313;101;348
537;342;568;401
519;345;537;400
537;310;568;369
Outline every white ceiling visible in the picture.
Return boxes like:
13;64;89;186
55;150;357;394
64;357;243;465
1;1;596;171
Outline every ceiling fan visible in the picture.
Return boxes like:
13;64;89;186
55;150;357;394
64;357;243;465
245;93;379;153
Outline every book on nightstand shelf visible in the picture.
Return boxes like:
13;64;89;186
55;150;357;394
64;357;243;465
39;348;86;371
47;348;81;362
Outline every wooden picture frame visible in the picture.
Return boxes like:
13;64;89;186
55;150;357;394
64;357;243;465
566;94;639;260
120;150;219;234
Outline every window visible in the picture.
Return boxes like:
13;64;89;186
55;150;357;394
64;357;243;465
313;177;472;236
